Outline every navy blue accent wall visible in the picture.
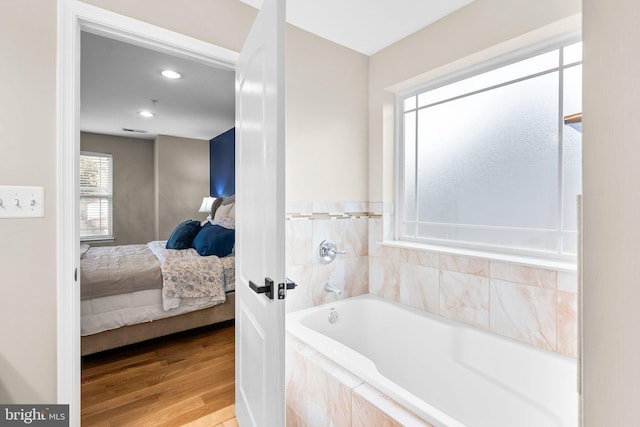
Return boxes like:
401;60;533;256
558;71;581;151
209;127;235;197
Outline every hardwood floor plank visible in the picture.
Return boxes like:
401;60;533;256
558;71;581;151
81;322;236;426
181;404;236;427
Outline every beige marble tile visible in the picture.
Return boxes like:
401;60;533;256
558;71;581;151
401;248;439;268
439;270;490;329
352;384;432;427
285;264;315;313
383;212;395;241
369;257;401;302
345;201;368;214
312;261;345;306
368;202;384;215
305;354;361;427
312;218;344;264
490;279;557;351
286;336;312;420
342;217;368;257
400;263;439;314
557;270;578;293
557;290;578;358
345;257;369;298
381;246;403;262
490;261;557;289
286;405;306;427
313;200;345;214
286;200;313;215
439;254;489;277
286;218;314;267
368;218;383;257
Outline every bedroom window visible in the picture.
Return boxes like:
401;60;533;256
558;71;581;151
80;152;113;240
397;40;582;258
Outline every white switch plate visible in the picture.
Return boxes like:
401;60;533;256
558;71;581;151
0;186;44;218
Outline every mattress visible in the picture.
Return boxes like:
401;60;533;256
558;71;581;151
81;289;234;336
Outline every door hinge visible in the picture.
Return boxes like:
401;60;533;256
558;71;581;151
249;277;297;300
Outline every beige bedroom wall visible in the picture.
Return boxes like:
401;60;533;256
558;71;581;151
285;26;369;203
81;132;155;246
155;135;210;240
368;0;581;203
0;0;58;403
582;0;640;423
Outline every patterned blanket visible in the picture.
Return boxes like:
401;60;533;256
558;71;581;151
147;241;227;310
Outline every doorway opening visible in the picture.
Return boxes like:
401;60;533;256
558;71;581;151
57;4;238;425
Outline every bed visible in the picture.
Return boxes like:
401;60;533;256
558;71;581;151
80;196;236;355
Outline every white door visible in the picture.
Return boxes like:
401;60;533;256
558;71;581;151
234;0;287;425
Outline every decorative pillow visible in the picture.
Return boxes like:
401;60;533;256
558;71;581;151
227;202;235;220
166;220;202;249
192;223;235;257
214;202;234;222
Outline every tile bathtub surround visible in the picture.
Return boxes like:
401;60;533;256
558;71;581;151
368;216;579;358
285;201;369;313
286;335;433;427
287;202;578;358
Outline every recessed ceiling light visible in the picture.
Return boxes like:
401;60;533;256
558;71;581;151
138;111;155;118
161;70;181;79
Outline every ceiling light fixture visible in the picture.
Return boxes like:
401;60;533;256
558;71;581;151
161;70;181;79
138;111;155;118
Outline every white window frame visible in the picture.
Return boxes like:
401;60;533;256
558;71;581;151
80;151;113;241
395;34;582;261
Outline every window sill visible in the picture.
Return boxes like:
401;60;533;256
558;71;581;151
81;236;114;243
380;240;577;272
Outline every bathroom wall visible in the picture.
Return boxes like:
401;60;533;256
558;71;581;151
363;2;581;358
284;24;369;309
285;202;369;313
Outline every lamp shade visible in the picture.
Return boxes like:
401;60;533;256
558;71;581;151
198;197;216;214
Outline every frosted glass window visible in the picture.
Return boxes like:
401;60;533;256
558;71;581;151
563;42;583;65
399;41;582;257
417;50;558;108
562;64;582;254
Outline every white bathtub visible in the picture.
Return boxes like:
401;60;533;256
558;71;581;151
286;294;578;427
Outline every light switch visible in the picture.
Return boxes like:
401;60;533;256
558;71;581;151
0;186;44;218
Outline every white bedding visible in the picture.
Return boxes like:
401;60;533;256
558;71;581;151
81;288;234;336
80;242;236;336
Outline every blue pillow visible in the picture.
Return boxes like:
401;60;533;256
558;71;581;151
192;223;235;257
166;220;202;249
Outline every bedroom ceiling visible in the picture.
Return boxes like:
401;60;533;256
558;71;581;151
80;31;235;141
238;0;475;55
81;1;475;140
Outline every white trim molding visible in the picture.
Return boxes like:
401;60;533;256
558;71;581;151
56;2;238;425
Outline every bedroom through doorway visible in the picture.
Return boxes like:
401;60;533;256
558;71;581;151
77;28;238;426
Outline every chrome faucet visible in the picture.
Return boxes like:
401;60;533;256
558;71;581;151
324;282;342;295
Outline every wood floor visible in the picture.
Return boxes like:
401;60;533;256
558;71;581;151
81;321;237;426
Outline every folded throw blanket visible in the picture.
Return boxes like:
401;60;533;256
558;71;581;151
147;241;227;310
